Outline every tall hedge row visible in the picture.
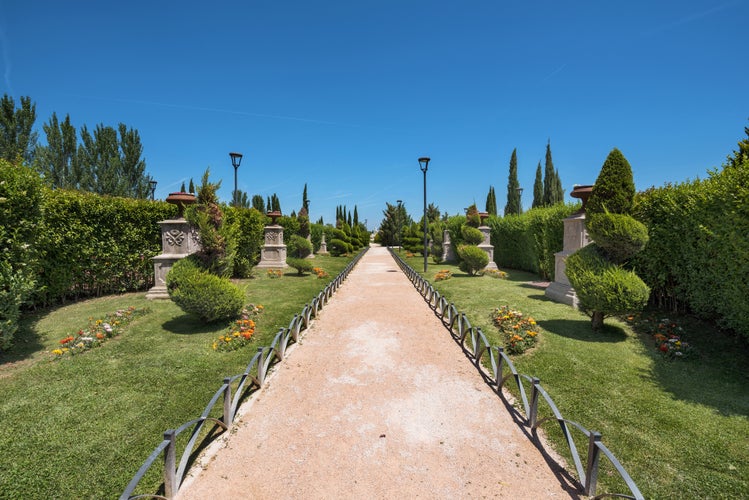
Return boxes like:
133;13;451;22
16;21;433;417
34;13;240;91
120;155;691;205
34;190;176;305
489;204;578;280
633;160;749;339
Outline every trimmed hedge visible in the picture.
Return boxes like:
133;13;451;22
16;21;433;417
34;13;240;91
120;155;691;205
633;160;749;339
587;212;649;264
457;245;489;275
489;204;578;279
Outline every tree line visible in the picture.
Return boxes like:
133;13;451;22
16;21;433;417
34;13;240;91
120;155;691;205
0;94;153;198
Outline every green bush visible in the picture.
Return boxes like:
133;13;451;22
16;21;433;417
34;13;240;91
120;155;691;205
566;245;650;329
287;234;312;258
0;160;43;350
587;148;636;216
465;204;480;227
457;245;489;275
587;212;649;264
224;206;265;278
287;257;313;275
167;257;244;323
461;225;484;245
328;238;349;257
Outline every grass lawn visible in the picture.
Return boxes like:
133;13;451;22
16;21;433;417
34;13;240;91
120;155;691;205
0;255;354;499
400;255;749;499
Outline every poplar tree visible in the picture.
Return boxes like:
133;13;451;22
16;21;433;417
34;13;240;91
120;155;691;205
0;95;37;163
532;161;543;208
504;148;521;216
485;186;497;215
36;112;77;189
251;194;265;212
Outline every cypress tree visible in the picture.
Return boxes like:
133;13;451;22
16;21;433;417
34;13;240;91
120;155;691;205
188;178;195;194
587;148;635;215
485;186;497;215
353;206;359;226
532;161;543;208
543;140;555;206
504;148;521;216
554;169;564;204
180;181;186;192
266;196;272;212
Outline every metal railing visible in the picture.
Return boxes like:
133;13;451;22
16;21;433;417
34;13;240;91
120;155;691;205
389;249;644;500
121;248;368;500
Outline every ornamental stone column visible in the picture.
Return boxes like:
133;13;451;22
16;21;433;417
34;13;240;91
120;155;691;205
255;211;288;269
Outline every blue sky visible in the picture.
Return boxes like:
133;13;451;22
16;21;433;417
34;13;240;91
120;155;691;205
1;1;747;229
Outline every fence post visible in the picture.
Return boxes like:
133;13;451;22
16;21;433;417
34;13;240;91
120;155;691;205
163;430;177;498
257;347;267;386
223;377;233;426
529;377;541;427
496;347;505;389
584;431;602;496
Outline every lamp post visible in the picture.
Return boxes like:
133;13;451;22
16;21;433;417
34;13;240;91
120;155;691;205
396;200;403;252
516;187;524;216
229;152;243;207
149;180;157;201
418;157;430;273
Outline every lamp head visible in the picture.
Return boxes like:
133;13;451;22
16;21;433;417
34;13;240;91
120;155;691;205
418;157;430;172
229;152;243;169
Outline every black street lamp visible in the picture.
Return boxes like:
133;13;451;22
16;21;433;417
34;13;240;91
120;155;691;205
396;199;403;252
230;152;243;207
149;180;157;201
516;187;524;216
418;157;430;273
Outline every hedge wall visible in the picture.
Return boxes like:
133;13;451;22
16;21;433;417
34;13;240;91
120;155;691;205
489;204;578;280
633;160;749;339
34;190;176;306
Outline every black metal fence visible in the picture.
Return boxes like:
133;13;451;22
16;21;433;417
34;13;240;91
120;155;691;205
121;248;368;500
390;249;644;500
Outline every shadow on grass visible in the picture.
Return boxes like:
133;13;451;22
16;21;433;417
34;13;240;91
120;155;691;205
0;316;47;365
539;318;628;343
162;314;224;335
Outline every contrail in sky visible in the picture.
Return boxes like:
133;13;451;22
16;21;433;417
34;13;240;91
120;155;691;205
641;1;741;37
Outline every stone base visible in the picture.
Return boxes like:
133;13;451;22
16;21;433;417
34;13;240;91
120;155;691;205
483;260;498;271
146;254;183;300
256;245;288;268
545;281;579;309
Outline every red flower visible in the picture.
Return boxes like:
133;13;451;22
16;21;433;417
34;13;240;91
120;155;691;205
659;344;669;352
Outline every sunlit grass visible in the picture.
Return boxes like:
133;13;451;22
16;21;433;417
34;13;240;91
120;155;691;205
0;255;353;498
403;255;749;499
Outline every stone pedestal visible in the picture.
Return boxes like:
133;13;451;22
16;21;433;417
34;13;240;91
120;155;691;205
306;234;315;259
478;225;498;271
256;224;288;269
317;233;329;255
146;218;200;300
545;212;591;307
441;229;456;263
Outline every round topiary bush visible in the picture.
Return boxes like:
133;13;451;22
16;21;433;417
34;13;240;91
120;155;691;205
287;257;313;275
566;244;650;329
287;234;313;258
586;213;649;264
328;238;349;257
167;257;244;323
457;245;489;276
461;225;484;246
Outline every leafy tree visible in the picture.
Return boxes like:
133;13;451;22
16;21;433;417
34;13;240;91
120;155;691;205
35;112;77;188
232;190;250;208
251;194;265;212
270;193;281;212
504;148;521;216
0;95;37;163
532;161;543;208
586;148;635;215
485;186;497;215
724;123;749;168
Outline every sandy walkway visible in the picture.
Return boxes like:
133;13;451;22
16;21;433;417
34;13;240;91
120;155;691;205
177;246;576;499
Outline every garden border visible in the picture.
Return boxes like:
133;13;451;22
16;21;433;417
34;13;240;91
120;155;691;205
120;248;368;500
389;249;644;500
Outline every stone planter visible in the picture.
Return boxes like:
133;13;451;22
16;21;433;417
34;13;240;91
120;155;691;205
165;192;196;217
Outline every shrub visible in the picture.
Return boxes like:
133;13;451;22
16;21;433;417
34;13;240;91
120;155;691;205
167;257;244;323
465;204;480;227
457;245;489;275
287;257;313;275
224;206;265;278
587;148;636;216
287;234;312;259
461;225;484;245
586;212;649;264
0;159;43;350
328;238;349;257
566;245;650;329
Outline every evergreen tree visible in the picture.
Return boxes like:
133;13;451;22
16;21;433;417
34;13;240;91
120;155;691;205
485;186;497;215
302;183;309;211
426;202;440;223
504;148;521;216
543;140;555;206
266;196;272;211
180;181;186;192
532;161;543;208
353;205;359;226
233;190;250;208
36;112;77;188
270;193;281;212
554;169;564;204
188;178;195;194
0;95;37;163
251;194;265;212
586;148;635;215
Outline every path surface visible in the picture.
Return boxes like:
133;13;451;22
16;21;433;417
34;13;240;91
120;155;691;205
177;246;575;499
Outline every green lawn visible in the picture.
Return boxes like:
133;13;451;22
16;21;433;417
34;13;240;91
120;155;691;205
0;255;353;499
402;255;749;499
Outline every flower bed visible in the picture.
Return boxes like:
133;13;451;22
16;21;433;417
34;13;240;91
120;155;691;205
492;305;539;354
434;269;452;281
625;314;695;359
212;304;264;352
52;306;150;357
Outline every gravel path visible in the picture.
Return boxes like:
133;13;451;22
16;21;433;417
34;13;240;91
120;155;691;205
177;246;577;499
